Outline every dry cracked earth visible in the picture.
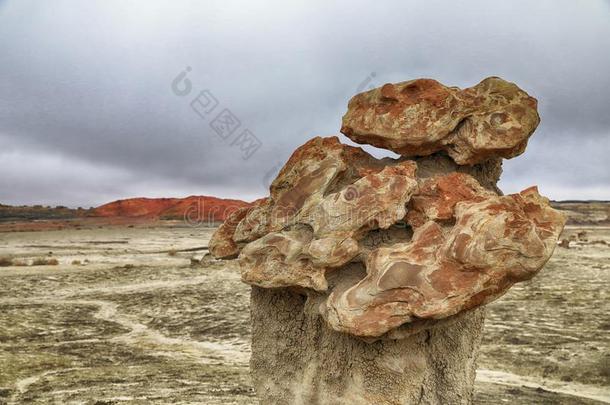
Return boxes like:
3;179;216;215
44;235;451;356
0;224;608;404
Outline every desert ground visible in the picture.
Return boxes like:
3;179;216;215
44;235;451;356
0;223;608;404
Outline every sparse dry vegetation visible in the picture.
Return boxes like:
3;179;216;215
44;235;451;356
13;259;28;266
0;256;13;267
0;257;32;267
32;257;59;266
0;203;89;222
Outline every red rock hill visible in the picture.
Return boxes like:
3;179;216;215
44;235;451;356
91;196;250;222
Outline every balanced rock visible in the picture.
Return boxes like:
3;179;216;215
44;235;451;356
341;77;540;165
209;76;565;404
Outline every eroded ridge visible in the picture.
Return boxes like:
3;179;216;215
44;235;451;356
210;135;565;338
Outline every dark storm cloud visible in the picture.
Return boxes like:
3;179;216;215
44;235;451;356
0;0;609;206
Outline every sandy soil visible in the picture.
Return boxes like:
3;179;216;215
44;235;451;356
0;224;608;404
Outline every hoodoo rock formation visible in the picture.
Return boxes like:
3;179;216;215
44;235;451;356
210;77;565;404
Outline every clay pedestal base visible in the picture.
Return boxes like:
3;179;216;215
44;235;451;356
250;286;485;405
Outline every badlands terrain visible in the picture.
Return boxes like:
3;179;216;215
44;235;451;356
0;207;608;404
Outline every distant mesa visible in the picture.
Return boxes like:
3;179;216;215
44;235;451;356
0;196;252;229
90;196;250;222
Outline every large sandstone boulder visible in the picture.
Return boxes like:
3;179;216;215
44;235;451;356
209;77;565;404
341;77;540;165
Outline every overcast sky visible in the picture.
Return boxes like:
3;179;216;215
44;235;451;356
1;0;609;207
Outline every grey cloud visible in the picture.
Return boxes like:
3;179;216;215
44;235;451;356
0;0;609;207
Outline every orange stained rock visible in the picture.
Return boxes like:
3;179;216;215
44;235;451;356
341;77;539;165
209;76;564;339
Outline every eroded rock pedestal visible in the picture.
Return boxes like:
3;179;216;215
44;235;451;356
251;287;485;404
210;77;566;404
